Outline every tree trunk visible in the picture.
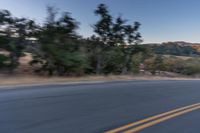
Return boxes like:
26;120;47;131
122;55;130;74
96;54;101;75
9;53;18;74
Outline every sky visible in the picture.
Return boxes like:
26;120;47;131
1;0;200;43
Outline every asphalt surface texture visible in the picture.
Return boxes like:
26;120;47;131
0;80;200;133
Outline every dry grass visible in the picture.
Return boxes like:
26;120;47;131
163;55;193;60
0;74;198;86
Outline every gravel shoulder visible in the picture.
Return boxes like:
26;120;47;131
0;75;199;87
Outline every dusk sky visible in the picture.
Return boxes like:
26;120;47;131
1;0;200;43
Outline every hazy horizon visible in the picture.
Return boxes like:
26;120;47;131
1;0;200;43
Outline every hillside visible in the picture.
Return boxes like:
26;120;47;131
143;41;200;56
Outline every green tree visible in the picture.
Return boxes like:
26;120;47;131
0;54;9;68
31;6;88;76
93;4;144;74
0;9;36;72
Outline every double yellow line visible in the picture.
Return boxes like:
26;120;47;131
105;103;200;133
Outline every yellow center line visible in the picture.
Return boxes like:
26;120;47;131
105;103;200;133
124;105;200;133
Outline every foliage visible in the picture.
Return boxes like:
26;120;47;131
30;6;88;76
6;4;200;76
0;9;37;72
144;42;200;57
93;4;143;74
0;54;9;68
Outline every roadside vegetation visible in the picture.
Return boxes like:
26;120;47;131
0;4;200;77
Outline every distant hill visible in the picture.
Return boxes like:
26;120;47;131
143;41;200;56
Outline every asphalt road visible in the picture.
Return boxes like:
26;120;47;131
1;80;200;133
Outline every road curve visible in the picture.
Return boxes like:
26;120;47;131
0;80;200;133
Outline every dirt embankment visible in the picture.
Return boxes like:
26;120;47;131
0;74;198;86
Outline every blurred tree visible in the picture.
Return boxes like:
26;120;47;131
0;9;37;72
93;4;144;74
31;6;88;76
0;54;8;68
0;4;146;76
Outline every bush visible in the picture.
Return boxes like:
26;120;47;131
0;54;9;68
